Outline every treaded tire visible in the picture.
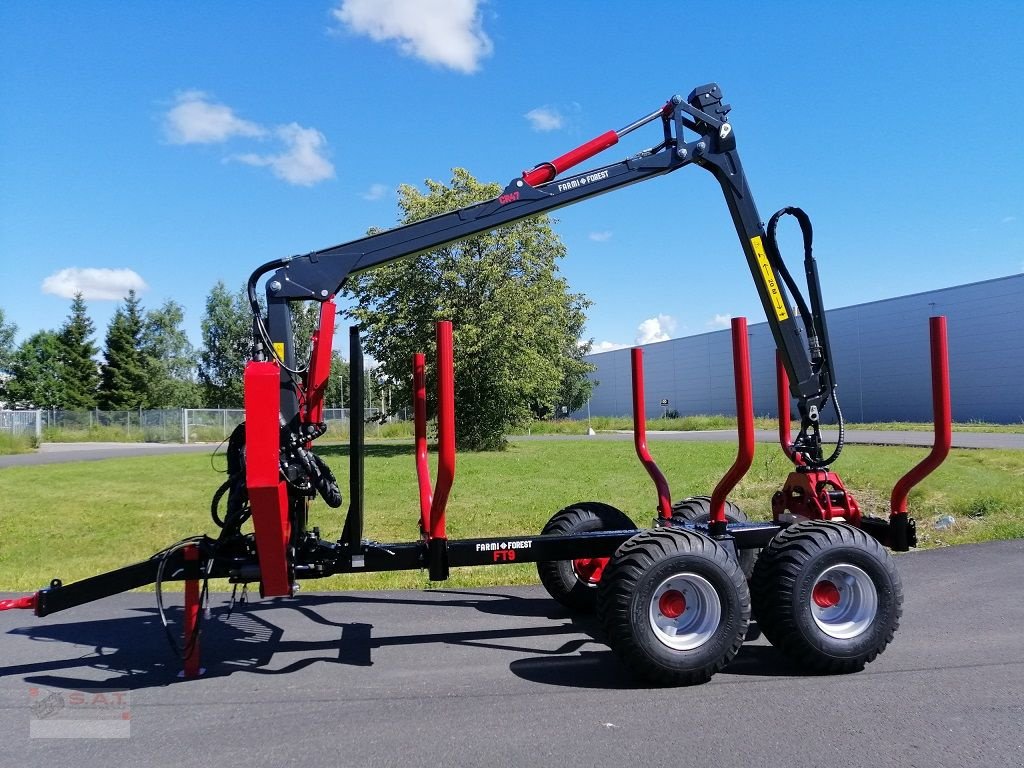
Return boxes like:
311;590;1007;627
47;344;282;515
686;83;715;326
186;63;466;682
670;495;757;578
596;528;750;686
751;520;902;674
536;502;636;613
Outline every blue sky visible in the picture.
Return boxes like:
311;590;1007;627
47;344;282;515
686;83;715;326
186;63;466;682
1;1;1022;355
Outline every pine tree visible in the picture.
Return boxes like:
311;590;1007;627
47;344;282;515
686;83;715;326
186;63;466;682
57;293;99;409
140;299;202;407
99;290;148;409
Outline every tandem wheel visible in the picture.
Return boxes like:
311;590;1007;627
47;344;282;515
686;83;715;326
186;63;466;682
596;527;750;686
536;502;636;613
669;495;758;577
751;520;903;673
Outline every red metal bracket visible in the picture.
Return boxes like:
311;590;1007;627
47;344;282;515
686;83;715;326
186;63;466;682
890;316;951;514
630;348;672;519
710;318;756;527
303;298;336;425
244;361;292;597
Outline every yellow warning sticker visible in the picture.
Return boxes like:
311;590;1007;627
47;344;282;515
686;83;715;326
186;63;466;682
751;235;790;322
273;342;286;360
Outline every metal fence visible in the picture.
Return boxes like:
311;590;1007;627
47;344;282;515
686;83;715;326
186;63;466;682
0;410;41;440
1;407;410;444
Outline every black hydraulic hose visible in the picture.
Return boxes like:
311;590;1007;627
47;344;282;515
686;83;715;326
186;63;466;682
765;206;845;469
765;208;818;353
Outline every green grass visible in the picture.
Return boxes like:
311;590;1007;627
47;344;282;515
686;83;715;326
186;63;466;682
519;416;1024;435
0;432;36;455
1;439;1021;593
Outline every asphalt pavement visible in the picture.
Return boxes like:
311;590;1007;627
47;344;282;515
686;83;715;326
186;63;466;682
1;540;1022;768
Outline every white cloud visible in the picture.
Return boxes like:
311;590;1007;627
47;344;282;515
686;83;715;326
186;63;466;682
592;340;629;353
362;183;391;201
235;123;335;186
42;268;148;301
164;90;266;144
588;230;613;242
635;314;678;345
333;0;493;74
525;106;564;132
707;313;731;329
1002;215;1017;224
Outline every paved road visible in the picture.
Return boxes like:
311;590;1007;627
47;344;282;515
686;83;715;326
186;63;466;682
1;540;1021;768
2;428;1022;469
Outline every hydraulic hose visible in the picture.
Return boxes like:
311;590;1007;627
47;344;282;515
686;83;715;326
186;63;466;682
764;206;845;469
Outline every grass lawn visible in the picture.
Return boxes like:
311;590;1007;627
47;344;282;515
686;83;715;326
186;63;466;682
1;439;1021;593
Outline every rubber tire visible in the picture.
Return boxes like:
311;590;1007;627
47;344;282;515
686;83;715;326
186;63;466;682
670;495;757;578
596;528;750;686
751;520;902;674
536;502;636;613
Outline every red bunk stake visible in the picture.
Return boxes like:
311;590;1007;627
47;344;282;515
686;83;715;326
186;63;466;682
889;316;951;549
413;352;433;537
429;321;456;542
182;544;202;679
775;351;804;466
710;318;756;529
630;348;672;520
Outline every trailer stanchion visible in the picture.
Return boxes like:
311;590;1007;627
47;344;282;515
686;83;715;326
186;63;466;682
709;318;755;536
889;316;951;550
182;544;202;679
630;348;672;520
776;351;803;465
413;352;433;537
427;321;456;580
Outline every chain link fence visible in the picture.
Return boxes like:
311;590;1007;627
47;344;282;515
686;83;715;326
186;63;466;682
2;407;411;444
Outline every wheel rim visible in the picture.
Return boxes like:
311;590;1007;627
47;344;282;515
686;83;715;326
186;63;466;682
648;573;722;650
809;564;878;639
572;557;608;585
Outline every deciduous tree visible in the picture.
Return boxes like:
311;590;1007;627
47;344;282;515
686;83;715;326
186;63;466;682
344;169;593;450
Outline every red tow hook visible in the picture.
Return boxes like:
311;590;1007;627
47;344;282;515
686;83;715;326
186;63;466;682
0;594;37;611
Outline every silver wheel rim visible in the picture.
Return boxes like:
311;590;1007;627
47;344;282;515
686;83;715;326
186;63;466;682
810;564;878;640
648;573;721;651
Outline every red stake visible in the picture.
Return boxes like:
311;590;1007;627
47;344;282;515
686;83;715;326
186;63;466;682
776;351;804;466
710;318;755;525
890;316;952;514
630;348;672;519
428;321;456;541
413;352;433;537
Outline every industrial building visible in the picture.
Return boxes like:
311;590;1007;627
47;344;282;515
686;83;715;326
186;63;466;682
581;274;1024;424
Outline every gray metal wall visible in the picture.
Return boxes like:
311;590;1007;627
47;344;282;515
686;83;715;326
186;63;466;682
581;274;1024;424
